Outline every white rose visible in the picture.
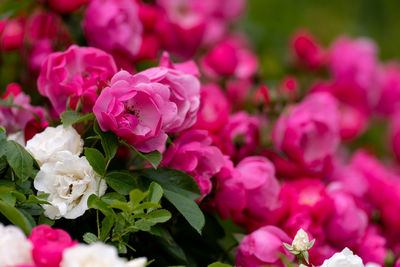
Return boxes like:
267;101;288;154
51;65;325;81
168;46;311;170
320;248;364;267
34;151;106;219
0;223;33;267
26;125;83;166
7;130;25;146
292;228;311;252
60;243;146;267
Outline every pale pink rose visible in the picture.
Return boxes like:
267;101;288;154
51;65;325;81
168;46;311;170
38;45;117;115
376;63;400;116
236;226;293;267
325;190;368;248
193;84;230;134
93;70;177;152
29;225;77;267
290;29;325;70
162;130;225;197
272;92;340;173
0;83;47;134
139;52;200;133
83;0;142;59
215;111;260;162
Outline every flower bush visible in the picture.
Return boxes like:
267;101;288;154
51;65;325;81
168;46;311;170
0;0;400;267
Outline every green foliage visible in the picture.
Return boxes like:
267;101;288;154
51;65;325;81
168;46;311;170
84;148;106;176
60;111;95;127
94;122;119;160
121;140;162;169
105;172;138;195
5;141;34;181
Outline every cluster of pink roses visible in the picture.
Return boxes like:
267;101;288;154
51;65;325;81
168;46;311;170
2;0;400;266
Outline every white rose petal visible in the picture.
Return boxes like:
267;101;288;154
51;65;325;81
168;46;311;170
61;243;144;267
34;151;106;219
0;223;33;267
26;125;83;166
320;247;364;267
7;130;25;146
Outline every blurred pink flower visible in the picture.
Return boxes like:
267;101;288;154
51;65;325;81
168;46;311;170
236;226;293;267
44;0;89;13
93;70;176;152
29;225;77;267
376;63;400;116
38;45;117;114
0;18;25;51
162;130;225;197
356;226;387;266
83;0;142;59
272;92;340;173
290;29;325;70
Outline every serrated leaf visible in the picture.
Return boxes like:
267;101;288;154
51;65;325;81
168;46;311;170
129;189;148;207
121;141;161;169
84;148;106;176
83;232;99;244
208;262;232;267
163;190;205;234
105;172;138;195
144;209;171;223
87;194;115;216
133;202;161;211
61;111;94;127
94;122;118;160
5;141;33;181
0;200;34;234
100;216;114;241
142;168;201;201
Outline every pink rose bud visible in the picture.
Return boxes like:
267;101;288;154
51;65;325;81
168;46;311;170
83;0;143;59
290;29;325;70
236;226;293;267
272;92;340;173
29;225;77;267
38;45;117;115
0;18;25;51
162;130;225;197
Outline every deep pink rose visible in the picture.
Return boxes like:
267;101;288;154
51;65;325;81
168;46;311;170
0;83;47;134
391;114;400;163
45;0;89;13
93;70;177;153
29;39;53;72
162;130;225;197
290;29;325;70
325;190;368;248
236;226;293;267
395;258;400;267
193;84;230;134
29;225;76;267
215;111;260;162
139;52;200;133
272;92;339;173
83;0;142;59
38;45;117;115
356;226;387;266
376;63;400;116
226;78;252;109
0;18;25;51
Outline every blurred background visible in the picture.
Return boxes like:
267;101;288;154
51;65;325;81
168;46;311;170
243;0;400;80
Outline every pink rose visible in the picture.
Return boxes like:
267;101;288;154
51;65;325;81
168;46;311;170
395;258;400;267
390;114;400;163
139;52;201;133
45;0;89;13
193;84;231;134
356;226;387;266
272;92;339;173
0;18;25;51
376;63;400;116
236;226;293;267
290;29;325;70
29;39;53;72
215;156;280;230
93;70;177;153
83;0;142;59
162;130;225;197
0;83;47;134
325;190;368;248
214;111;260;162
38;45;117;115
28;225;76;267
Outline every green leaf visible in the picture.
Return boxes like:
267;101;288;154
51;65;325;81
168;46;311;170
94;122;118;160
60;111;94;127
163;190;205;234
147;182;163;204
208;263;232;267
105;172;138;195
121;141;162;169
0;0;35;19
102;192;126;203
100;216;114;241
0;200;34;234
25;195;51;205
133;202;161;211
144;209;171;223
84;148;106;176
5;141;33;181
142;168;201;201
129;189;148;207
83;232;99;244
0;132;7;157
87;194;115;216
150;225;188;263
38;214;55;226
